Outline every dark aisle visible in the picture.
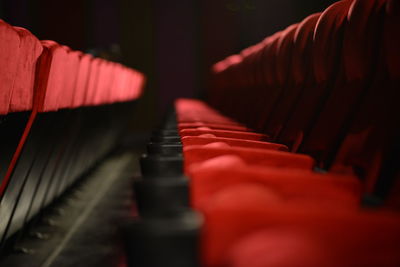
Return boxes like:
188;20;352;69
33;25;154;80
0;150;141;267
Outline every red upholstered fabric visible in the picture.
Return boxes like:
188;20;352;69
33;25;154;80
79;52;142;108
181;136;287;151
37;41;68;112
329;78;396;193
97;60;124;105
115;64;131;102
180;128;268;141
178;122;249;132
10;27;42;112
111;65;145;103
226;229;334;267
226;225;400;267
72;53;92;108
93;59;108;106
183;145;315;172
58;46;80;109
256;24;298;133
213;35;279;128
2;20;145;114
275;25;298;93
264;13;321;140
214;54;242;73
129;69;145;100
232;44;265;126
278;0;352;151
178;113;238;125
29;45;51;111
188;155;361;210
107;63;119;104
329;0;399;193
312;0;353;84
32;48;145;109
201;195;400;267
253;34;282;131
291;13;320;86
98;59;112;105
112;63;124;102
0;20;21;115
300;0;387;166
84;57;100;106
342;0;387;81
176;98;240;125
177;115;242;127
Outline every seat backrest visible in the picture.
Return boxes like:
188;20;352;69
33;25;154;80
59;47;80;109
0;20;21;115
265;14;320;139
93;59;109;106
210;54;242;116
202;195;400;267
36;41;68;112
253;31;283;131
274;24;298;89
84;57;101;106
260;24;298;135
72;52;91;108
300;0;388;166
277;0;352;150
245;33;280;129
342;0;387;82
10;27;42;113
330;0;399;195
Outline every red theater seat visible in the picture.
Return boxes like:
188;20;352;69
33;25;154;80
330;0;400;194
176;98;241;125
10;27;43;112
72;52;92;108
181;136;288;151
0;20;22;115
264;13;320;140
277;0;353;151
58;46;80;109
178;122;250;132
180;128;268;141
201;192;400;267
226;229;334;267
255;24;299;133
300;0;388;168
37;41;69;112
183;145;315;172
187;155;361;210
85;57;101;106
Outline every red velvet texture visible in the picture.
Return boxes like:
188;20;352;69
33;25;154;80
0;20;145;115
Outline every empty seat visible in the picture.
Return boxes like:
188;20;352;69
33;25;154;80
188;155;361;210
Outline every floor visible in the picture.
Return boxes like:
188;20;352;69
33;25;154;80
0;149;141;267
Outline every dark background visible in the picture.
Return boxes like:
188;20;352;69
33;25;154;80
0;0;335;130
